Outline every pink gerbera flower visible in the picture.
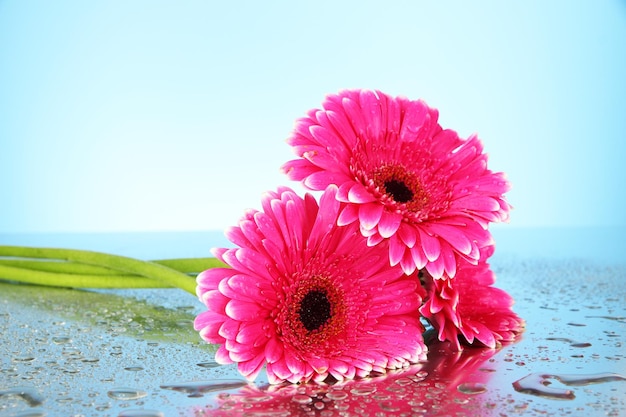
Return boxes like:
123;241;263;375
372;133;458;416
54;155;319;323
194;186;427;384
282;89;511;278
419;245;525;349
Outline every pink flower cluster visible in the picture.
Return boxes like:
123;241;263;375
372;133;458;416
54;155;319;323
194;90;524;384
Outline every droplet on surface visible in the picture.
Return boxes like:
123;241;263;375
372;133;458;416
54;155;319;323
107;387;148;400
349;385;377;396
117;410;164;417
160;380;248;398
12;355;35;362
546;337;592;348
457;382;487;395
325;390;348;401
13;409;47;417
0;386;45;406
52;336;72;344
512;372;626;400
291;394;312;404
197;361;220;369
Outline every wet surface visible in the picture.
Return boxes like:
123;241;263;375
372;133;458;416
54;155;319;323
1;228;625;416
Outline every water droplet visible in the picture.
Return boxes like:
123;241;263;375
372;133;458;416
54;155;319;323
291;394;312;404
0;387;45;406
13;409;46;417
457;382;487;395
512;372;626;400
546;337;592;348
350;385;377;396
197;361;220;369
12;355;35;362
586;315;626;324
52;336;72;344
118;411;164;417
107;387;148;400
325;390;348;401
160;380;248;398
124;366;144;372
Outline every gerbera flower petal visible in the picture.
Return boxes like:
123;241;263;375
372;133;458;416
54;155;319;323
378;211;402;238
418;230;441;262
194;186;427;383
359;202;384;230
388;235;406;266
420;246;524;349
349;182;377;203
283;89;510;278
337;203;359;226
238;354;266;380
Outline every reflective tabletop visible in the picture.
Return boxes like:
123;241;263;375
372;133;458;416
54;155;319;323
1;227;625;416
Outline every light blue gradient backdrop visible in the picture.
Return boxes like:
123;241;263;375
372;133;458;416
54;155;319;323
1;1;625;233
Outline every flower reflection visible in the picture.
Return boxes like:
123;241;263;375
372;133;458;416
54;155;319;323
194;341;502;416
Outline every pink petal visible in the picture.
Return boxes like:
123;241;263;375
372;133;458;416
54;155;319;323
236;321;267;345
225;299;261;321
418;229;442;262
388;235;406;266
440;242;457;278
336;182;352;202
264;337;283;363
398;224;416;247
215;345;234;364
348;183;376;203
337;204;358;226
452;196;501;212
367;232;385;247
201;290;230;314
410;245;427;270
359;90;383;139
218;319;241;340
358;202;384;230
399;100;428;141
377;211;402;238
238;354;266;380
266;360;293;383
400;251;418;275
285;353;305;376
307;356;329;374
303;170;344;190
281;158;318;181
425;223;472;256
309;124;339;148
341;96;368;137
425;256;445;279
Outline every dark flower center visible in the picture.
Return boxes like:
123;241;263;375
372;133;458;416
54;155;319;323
298;289;332;331
384;179;414;203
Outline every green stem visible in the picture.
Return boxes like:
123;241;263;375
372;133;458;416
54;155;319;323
152;257;226;272
0;264;171;289
0;257;224;275
0;246;198;295
0;259;129;275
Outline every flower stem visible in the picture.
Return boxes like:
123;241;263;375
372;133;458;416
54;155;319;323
0;264;171;288
0;246;200;295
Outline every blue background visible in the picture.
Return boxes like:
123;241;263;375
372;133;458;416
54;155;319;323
1;1;625;233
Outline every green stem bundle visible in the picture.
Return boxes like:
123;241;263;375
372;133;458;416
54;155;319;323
0;246;226;295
